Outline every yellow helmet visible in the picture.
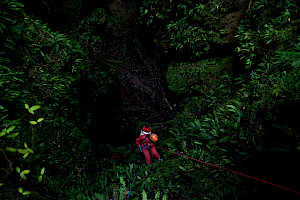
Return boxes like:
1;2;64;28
150;134;158;142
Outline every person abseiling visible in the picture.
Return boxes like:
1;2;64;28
136;125;161;165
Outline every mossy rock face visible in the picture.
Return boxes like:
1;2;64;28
90;8;106;26
78;7;106;32
166;57;233;116
108;0;126;19
167;57;233;96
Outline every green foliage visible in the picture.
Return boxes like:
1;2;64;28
157;0;299;198
139;0;224;58
0;0;299;199
0;0;109;199
234;0;299;120
0;104;45;198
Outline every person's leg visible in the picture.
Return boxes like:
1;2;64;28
150;146;160;160
142;148;151;165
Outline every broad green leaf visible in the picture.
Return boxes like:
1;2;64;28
0;131;5;137
28;109;34;114
142;190;147;200
23;152;29;159
37;118;44;123
162;194;167;200
16;167;21;173
194;141;202;145
155;191;160;199
7;126;15;133
27;148;34;154
210;129;218;137
24;142;28;148
18;187;23;193
38;175;42;183
25;104;29;109
226;105;238;111
6;147;16;152
30;105;41;111
228;109;237;113
0;183;3;186
29;121;37;125
7;132;19;138
22;170;30;175
179;166;186;171
41;167;45;175
17;149;27;154
20;173;26;179
22;191;31;195
120;177;125;186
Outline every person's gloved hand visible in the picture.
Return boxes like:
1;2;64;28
137;144;140;148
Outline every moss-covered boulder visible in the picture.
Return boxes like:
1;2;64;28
166;57;233;115
167;57;232;95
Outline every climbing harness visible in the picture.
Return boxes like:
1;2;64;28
127;167;140;200
139;143;150;152
139;134;151;152
156;147;300;195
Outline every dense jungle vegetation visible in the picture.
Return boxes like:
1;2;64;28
0;0;299;199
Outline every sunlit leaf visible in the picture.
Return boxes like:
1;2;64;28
30;105;41;111
162;194;167;200
25;104;29;109
17;149;27;154
155;191;160;199
16;167;21;173
179;166;186;171
7;126;15;133
23;152;29;159
7;132;19;138
38;175;42;183
24;142;28;148
0;131;5;137
6;147;17;152
22;170;30;174
37;118;44;123
142;190;147;200
29;121;37;125
27;148;34;154
22;191;31;195
18;187;23;193
20;173;26;179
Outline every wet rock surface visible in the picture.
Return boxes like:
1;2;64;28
87;1;173;144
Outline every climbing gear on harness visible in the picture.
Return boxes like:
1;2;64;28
143;125;151;132
127;167;140;200
139;143;150;152
150;134;158;142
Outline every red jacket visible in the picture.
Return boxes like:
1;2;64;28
136;134;155;148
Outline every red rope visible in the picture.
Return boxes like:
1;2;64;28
156;147;300;195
